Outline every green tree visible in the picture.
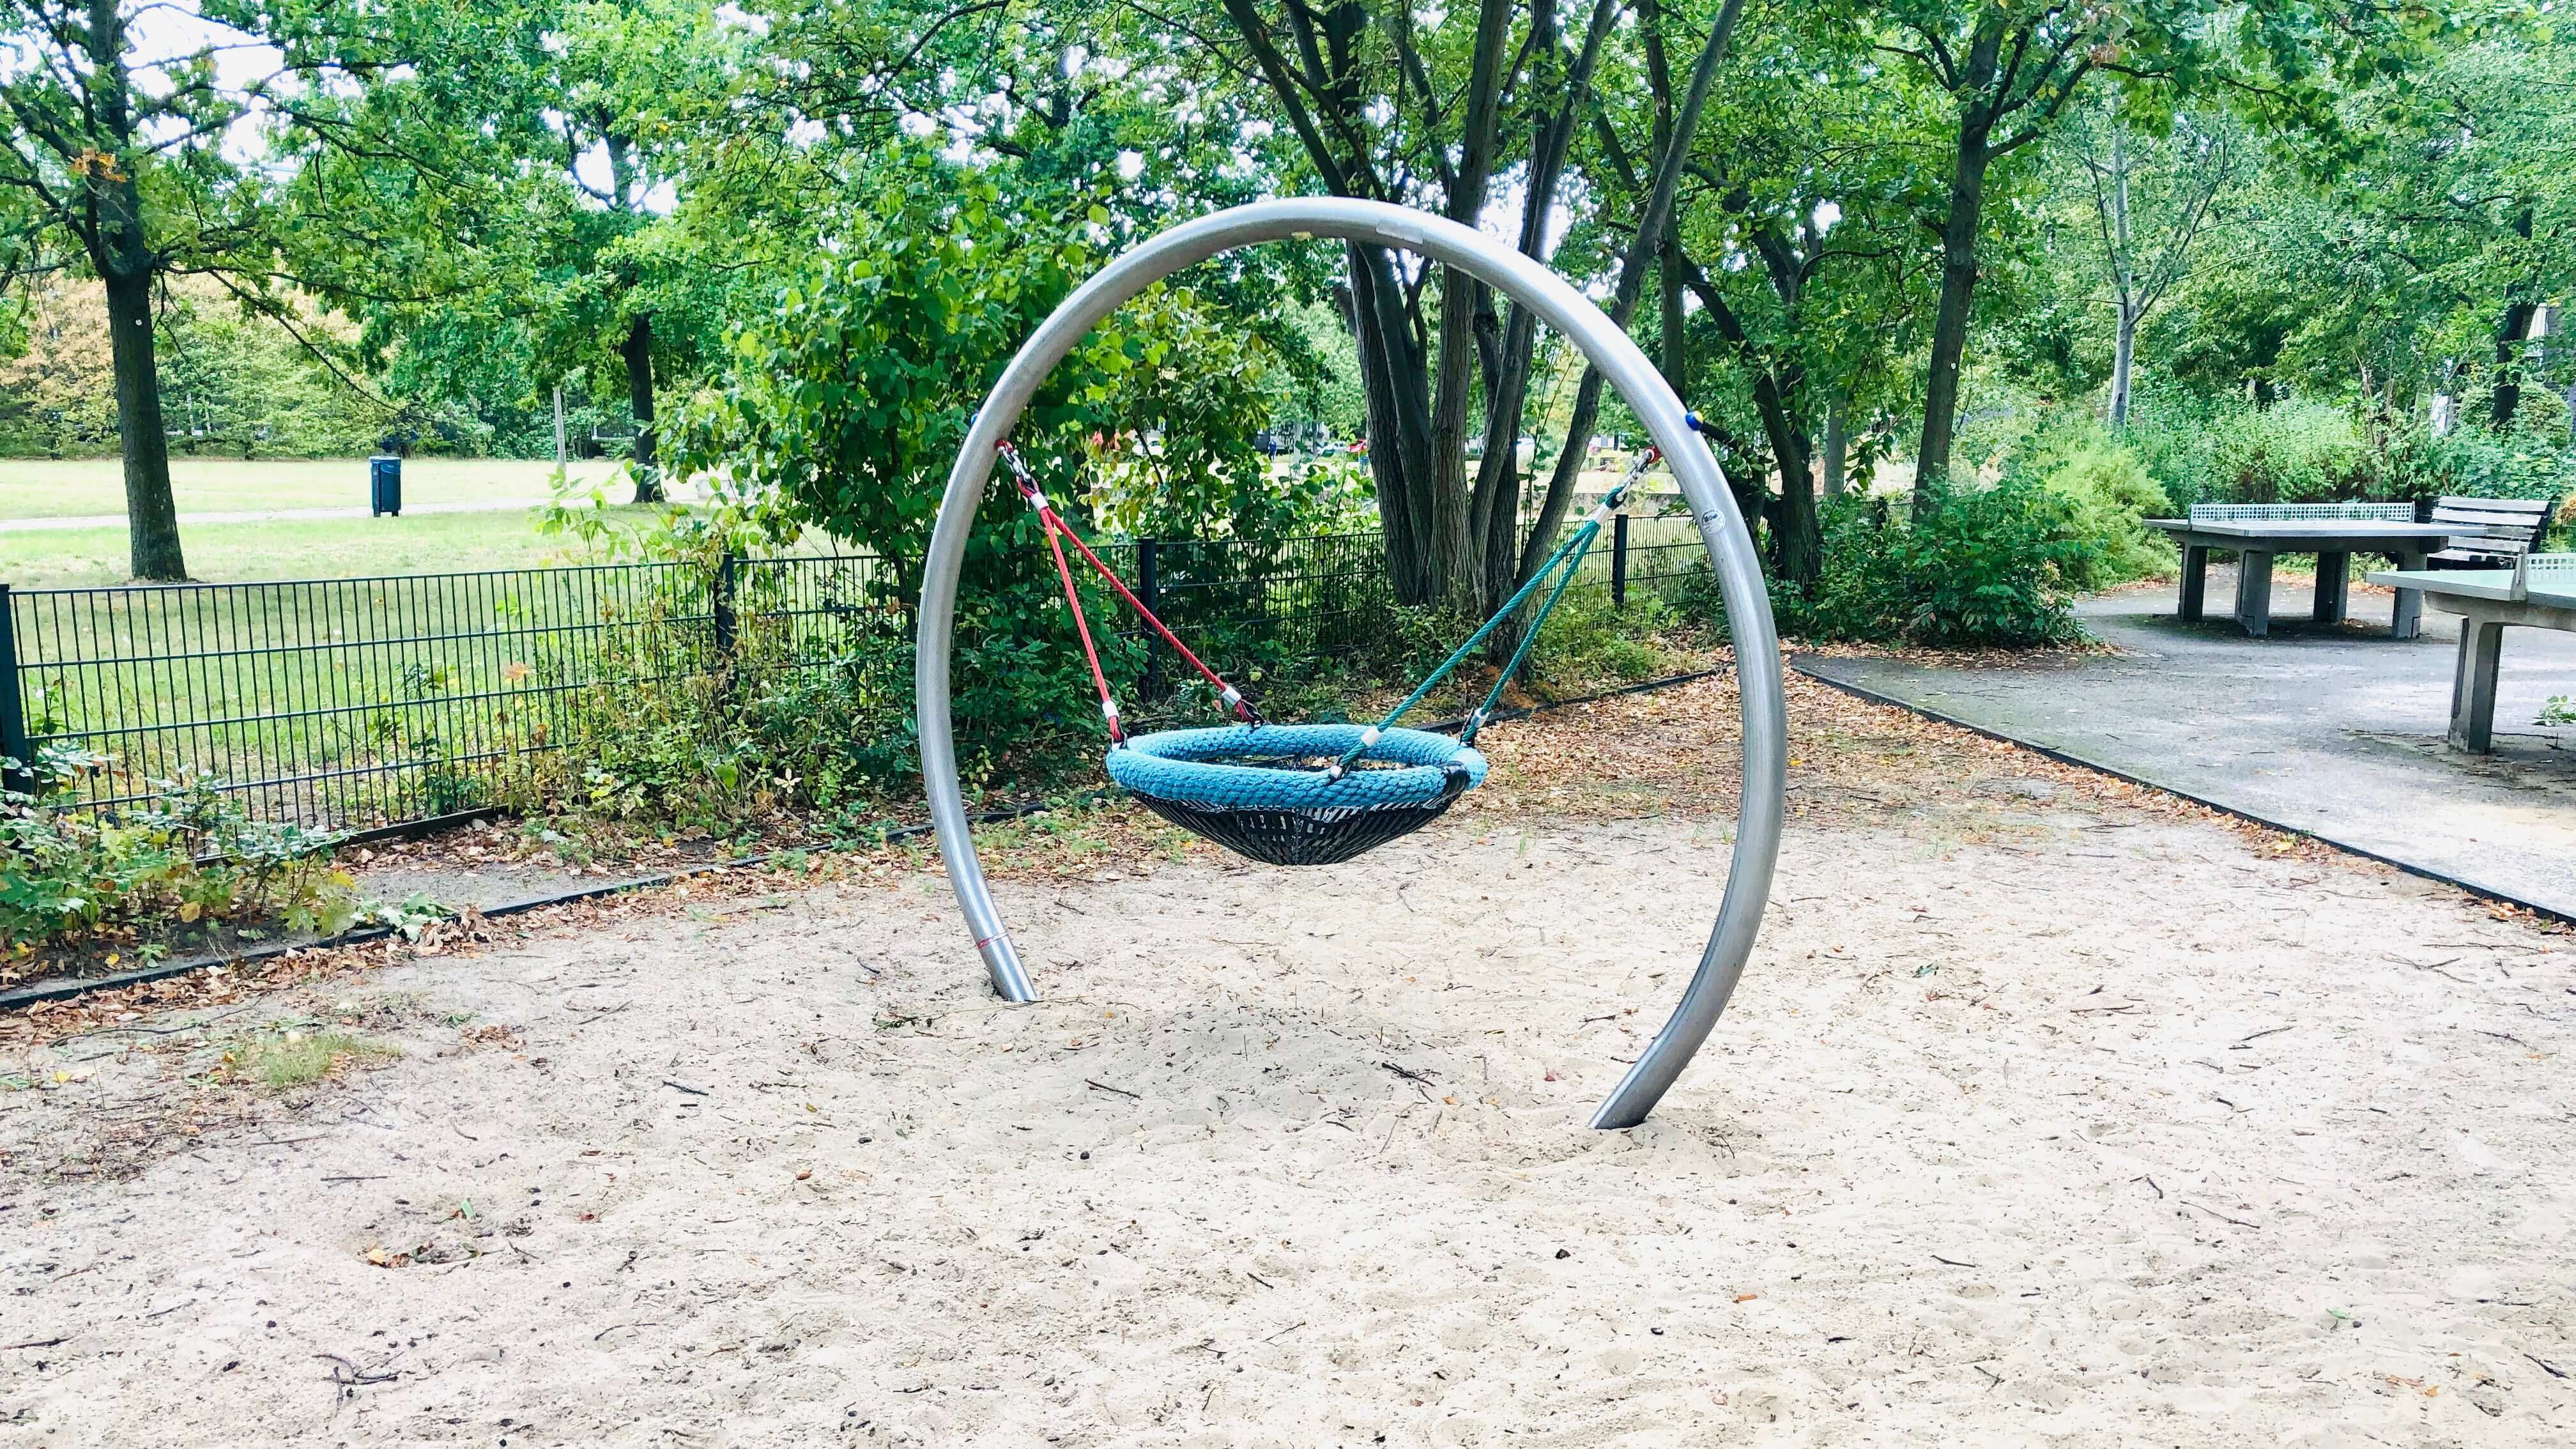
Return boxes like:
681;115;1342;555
1199;0;1744;616
261;0;763;496
2058;102;2237;425
0;0;260;576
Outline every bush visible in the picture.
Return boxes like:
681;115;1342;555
1777;479;2096;649
2373;419;2575;509
2202;400;2370;503
1526;587;1687;687
1;753;357;960
2041;444;2174;587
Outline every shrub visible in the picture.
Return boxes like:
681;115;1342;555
2041;443;2174;588
2202;401;2369;503
1778;479;2096;649
0;754;358;960
1526;587;1686;687
2372;420;2575;509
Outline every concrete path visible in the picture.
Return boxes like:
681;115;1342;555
1798;569;2576;919
0;498;555;532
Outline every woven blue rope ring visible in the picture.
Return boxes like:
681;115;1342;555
1105;724;1488;811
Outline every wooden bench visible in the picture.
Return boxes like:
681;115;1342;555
2424;495;2563;569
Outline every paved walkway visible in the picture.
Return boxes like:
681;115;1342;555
1798;570;2576;919
0;498;556;532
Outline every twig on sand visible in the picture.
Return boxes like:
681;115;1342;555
594;1322;661;1342
1972;1363;2004;1389
661;1080;710;1097
314;1353;398;1388
2184;1201;2260;1229
1380;1062;1437;1085
2526;1353;2569;1380
2133;1175;2163;1200
1085;1079;1140;1100
2232;1026;2293;1047
1931;1255;1978;1268
3;1337;68;1351
1264;1321;1307;1343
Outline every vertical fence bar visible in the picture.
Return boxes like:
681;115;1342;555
1611;512;1630;609
0;585;27;795
714;550;740;658
1137;539;1161;701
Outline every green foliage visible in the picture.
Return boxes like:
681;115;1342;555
1777;481;2096;649
1526;588;1689;687
0;755;358;957
2372;415;2576;507
2042;444;2175;588
1992;413;2175;587
2201;401;2368;503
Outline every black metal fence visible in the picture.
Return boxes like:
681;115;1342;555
1;514;1712;833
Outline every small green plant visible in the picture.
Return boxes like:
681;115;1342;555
227;1027;401;1090
358;891;451;942
2542;695;2573;726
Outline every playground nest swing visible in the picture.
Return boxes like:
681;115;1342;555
916;197;1787;1128
997;439;1674;866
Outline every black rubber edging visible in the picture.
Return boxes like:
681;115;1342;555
1791;657;2575;930
2;664;1745;1012
0;794;1102;1012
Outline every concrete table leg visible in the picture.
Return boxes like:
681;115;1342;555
2234;550;2275;637
2449;617;2505;752
2391;550;2426;639
2312;551;2350;622
2179;545;2209;622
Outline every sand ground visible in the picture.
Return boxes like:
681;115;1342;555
2;677;2571;1446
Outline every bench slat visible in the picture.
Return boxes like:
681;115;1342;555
2434;496;2551;514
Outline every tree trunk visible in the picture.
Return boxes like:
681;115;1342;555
2490;204;2537;431
1912;10;2009;508
622;312;664;503
1657;240;1689;397
1821;394;1848;497
1524;0;1745;592
1344;250;1440;606
1914;134;1993;504
2108;305;2139;427
77;0;185;580
2491;298;2538;431
101;265;184;581
1672;259;1817;585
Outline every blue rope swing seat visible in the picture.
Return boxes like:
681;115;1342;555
1106;723;1488;866
1000;439;1665;867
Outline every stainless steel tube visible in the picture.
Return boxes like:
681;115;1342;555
914;197;1787;1127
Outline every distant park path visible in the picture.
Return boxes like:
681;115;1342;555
0;496;556;532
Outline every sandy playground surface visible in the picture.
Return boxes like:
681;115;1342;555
2;672;2572;1446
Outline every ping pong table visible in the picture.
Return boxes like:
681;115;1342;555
2363;553;2576;751
2149;503;2464;638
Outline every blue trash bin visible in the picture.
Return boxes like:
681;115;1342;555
369;456;402;517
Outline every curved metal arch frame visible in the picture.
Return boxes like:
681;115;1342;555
915;197;1787;1129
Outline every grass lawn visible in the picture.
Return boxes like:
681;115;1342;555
0;507;656;588
0;456;631;521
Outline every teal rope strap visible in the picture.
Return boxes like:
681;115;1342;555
1328;445;1664;776
1462;525;1597;744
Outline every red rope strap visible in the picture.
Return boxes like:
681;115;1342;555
998;443;1261;726
1037;510;1123;742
